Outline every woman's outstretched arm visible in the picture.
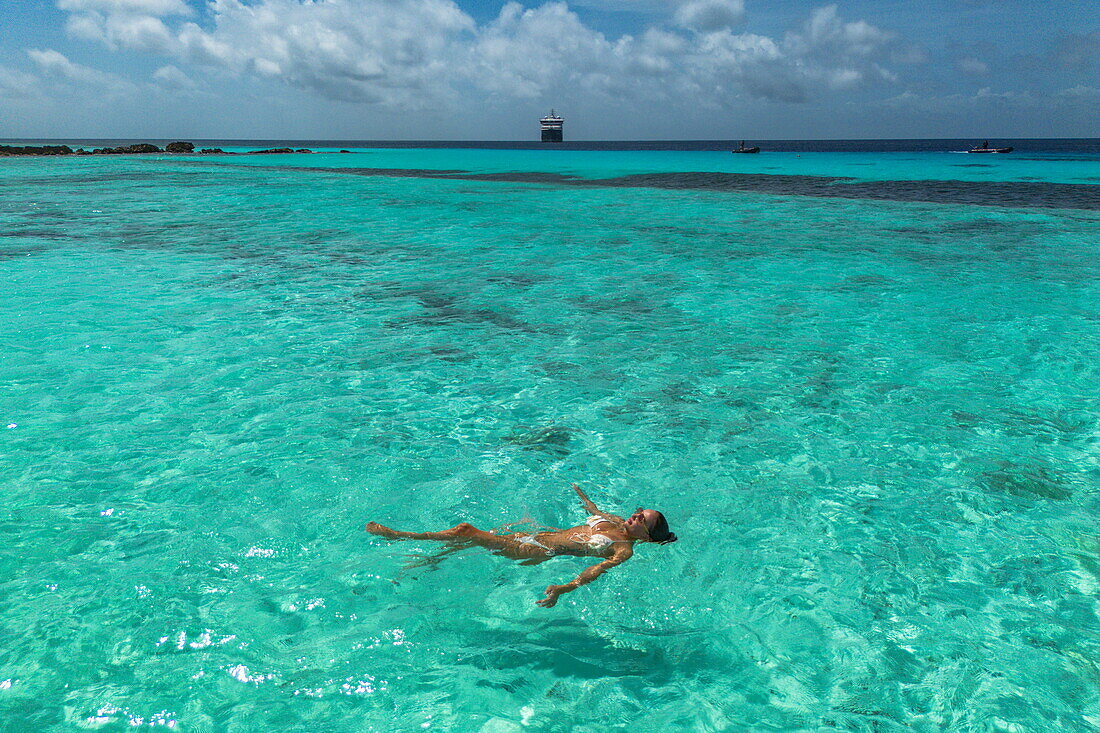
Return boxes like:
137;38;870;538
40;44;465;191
572;484;621;522
536;546;633;608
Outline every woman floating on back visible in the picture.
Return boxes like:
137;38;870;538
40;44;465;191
366;484;677;608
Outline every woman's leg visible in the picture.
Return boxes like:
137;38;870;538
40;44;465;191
365;521;484;541
366;521;547;560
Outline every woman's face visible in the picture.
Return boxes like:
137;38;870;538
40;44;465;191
625;508;660;540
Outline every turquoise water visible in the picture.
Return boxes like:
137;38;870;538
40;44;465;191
206;147;1100;184
1;150;1098;731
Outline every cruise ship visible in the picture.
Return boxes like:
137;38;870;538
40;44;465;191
540;110;563;142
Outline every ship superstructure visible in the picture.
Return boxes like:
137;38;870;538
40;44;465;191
540;110;563;142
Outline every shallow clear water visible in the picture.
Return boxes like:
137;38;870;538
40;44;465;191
1;150;1098;731
210;147;1100;184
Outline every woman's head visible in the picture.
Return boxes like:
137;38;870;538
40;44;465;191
625;508;677;544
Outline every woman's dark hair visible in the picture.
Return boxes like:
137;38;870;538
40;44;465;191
649;511;677;544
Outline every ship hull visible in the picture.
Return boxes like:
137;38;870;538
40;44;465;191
541;128;563;143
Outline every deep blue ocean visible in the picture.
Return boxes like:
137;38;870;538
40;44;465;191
1;140;1098;731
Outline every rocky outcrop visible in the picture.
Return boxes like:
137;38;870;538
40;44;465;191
0;144;73;156
93;143;162;154
2;142;322;157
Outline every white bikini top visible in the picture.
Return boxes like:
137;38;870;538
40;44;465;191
582;515;616;550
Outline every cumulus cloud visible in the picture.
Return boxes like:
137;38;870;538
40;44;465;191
785;5;893;64
690;32;796;100
60;0;189;52
9;48;138;105
152;64;195;90
469;2;617;98
673;0;745;33
165;0;473;105
469;1;895;103
0;65;40;100
27;48;130;89
685;4;896;103
54;0;899;107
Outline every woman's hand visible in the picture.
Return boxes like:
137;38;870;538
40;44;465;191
537;584;568;608
573;483;602;515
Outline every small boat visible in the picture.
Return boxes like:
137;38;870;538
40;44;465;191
731;141;760;153
968;140;1013;153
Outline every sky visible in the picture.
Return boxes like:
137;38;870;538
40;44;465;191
0;0;1097;140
